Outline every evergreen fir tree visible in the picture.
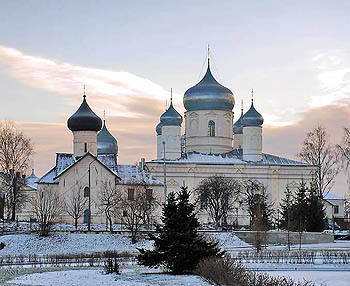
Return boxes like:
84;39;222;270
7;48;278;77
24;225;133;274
305;181;328;232
137;186;224;274
279;186;294;230
290;180;308;232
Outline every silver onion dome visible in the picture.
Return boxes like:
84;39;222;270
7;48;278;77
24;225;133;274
160;101;183;126
156;122;163;135
242;100;264;127
67;95;102;132
183;64;234;112
233;108;244;134
97;121;118;155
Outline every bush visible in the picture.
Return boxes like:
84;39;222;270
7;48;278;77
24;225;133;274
103;257;120;274
196;257;315;286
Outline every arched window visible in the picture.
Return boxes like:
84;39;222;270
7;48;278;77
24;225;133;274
208;120;215;137
84;186;90;198
83;209;90;224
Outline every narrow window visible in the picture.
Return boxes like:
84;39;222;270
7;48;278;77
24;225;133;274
128;188;135;200
84;186;90;198
123;210;128;217
334;205;339;214
84;142;88;153
146;189;153;201
83;209;90;224
208;120;215;137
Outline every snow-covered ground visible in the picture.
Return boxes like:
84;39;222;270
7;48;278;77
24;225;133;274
263;270;350;286
0;233;153;256
8;269;209;286
0;232;248;256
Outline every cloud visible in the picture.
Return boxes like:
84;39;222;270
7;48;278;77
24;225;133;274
0;45;184;118
310;51;350;108
1;45;349;197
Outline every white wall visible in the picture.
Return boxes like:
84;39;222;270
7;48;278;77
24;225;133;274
157;126;182;160
73;130;98;157
243;126;262;162
185;110;233;154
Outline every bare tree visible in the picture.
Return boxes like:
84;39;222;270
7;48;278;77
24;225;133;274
116;183;158;244
34;185;63;236
298;125;339;198
0;121;34;221
196;176;241;227
241;180;274;252
64;184;88;230
337;127;350;183
97;180;118;232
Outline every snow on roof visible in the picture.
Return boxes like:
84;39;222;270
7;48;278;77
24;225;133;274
117;165;162;185
37;167;59;184
150;149;310;167
97;154;117;172
324;193;344;200
55;153;76;176
25;169;39;190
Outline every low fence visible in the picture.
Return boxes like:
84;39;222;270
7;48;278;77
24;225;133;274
233;231;334;245
0;251;135;268
232;250;350;265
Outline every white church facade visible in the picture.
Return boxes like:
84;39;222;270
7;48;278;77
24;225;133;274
37;94;162;225
30;57;316;227
146;60;316;225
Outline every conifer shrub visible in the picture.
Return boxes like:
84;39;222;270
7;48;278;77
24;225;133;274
137;186;224;274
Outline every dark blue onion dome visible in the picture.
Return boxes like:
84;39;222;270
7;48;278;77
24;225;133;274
183;63;234;112
160;101;183;126
233;107;244;134
97;120;118;155
67;95;102;132
242;99;264;127
156;122;163;135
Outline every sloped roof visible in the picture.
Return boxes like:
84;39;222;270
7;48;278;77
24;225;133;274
37;167;59;184
150;149;311;167
117;165;162;186
324;193;344;200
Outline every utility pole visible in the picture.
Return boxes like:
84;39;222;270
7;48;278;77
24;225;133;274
88;157;97;231
163;141;167;201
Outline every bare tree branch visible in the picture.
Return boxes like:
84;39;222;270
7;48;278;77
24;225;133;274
0;121;34;221
196;176;241;227
298;125;339;198
34;185;63;236
64;184;88;230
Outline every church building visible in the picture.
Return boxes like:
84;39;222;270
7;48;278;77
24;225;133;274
37;94;162;225
146;59;315;225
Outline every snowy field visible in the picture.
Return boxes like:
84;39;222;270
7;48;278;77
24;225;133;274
8;269;209;286
7;268;350;286
0;232;248;256
264;270;350;286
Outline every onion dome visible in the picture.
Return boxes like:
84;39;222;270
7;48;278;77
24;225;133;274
242;98;264;127
160;101;183;126
26;169;39;190
156;122;163;135
97;121;118;155
233;107;244;134
67;95;102;132
183;63;234;112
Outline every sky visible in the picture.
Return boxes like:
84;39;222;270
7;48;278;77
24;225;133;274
0;0;350;196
